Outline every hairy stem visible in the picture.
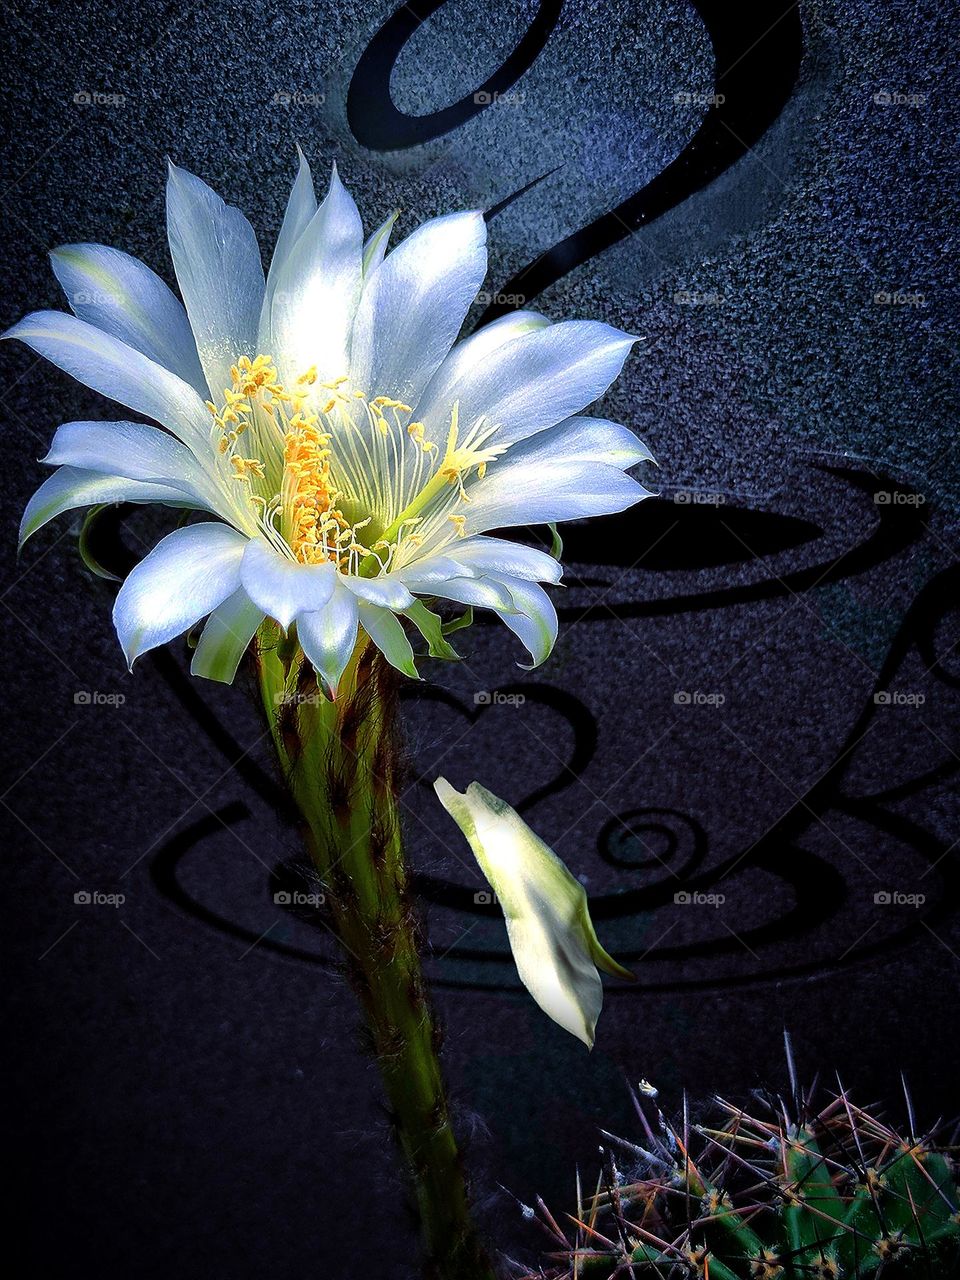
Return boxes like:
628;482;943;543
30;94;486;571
255;626;496;1279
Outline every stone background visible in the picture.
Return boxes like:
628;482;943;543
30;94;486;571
2;1;958;1275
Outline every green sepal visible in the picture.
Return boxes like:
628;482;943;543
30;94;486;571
547;521;563;560
403;601;460;660
441;605;473;635
78;505;122;581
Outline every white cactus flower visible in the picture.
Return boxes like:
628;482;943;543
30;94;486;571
434;778;634;1047
8;152;653;693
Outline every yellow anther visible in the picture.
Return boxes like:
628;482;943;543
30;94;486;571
448;514;466;538
231;456;265;481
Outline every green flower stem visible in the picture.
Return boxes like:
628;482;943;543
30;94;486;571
255;624;496;1280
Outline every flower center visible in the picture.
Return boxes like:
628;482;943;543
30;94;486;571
205;354;504;574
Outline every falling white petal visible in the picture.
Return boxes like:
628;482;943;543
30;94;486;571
434;779;633;1047
113;522;248;667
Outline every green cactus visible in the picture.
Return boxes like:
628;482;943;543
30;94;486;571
520;1043;959;1279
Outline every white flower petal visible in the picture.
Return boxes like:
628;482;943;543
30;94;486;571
166;162;265;400
264;163;363;390
43;420;217;507
417;320;638;452
350;211;487;406
491;574;558;668
297;582;360;694
263;145;317;310
357;602;419;678
434;779;632;1048
3;311;213;452
412;310;550;450
239;538;336;630
446;535;563;584
460;461;651;535
342;574;415;609
113;522;247;667
390;554;477;587
362;210;398;276
417;575;518;612
190;588;264;684
50;244;207;395
19;467;199;548
507;414;655;468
